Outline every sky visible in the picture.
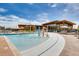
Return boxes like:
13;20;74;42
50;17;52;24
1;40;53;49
0;3;79;28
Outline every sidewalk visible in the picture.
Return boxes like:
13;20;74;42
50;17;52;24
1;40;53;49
60;34;79;56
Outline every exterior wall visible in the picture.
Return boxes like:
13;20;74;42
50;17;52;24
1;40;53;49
58;24;73;30
18;25;36;32
42;23;74;32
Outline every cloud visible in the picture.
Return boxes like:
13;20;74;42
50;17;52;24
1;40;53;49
55;4;79;24
28;3;34;5
63;9;68;12
72;20;79;25
0;8;7;12
34;13;50;25
63;4;79;14
51;4;57;7
48;3;57;8
31;20;41;25
0;13;51;28
0;14;50;28
0;15;30;28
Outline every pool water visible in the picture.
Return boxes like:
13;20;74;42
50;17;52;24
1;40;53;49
0;33;48;51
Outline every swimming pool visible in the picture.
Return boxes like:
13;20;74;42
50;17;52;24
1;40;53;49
0;32;48;51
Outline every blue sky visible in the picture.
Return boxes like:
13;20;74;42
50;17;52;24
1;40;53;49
0;3;79;28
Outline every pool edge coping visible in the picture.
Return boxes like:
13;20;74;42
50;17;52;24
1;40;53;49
2;36;21;56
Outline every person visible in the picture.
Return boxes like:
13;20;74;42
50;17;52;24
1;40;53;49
42;26;48;37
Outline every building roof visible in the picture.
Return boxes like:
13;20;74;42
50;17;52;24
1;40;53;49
42;20;76;26
56;20;76;25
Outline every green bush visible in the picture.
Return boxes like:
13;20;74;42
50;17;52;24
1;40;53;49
77;28;79;31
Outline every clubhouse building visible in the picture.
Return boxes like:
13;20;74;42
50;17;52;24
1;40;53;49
42;20;76;32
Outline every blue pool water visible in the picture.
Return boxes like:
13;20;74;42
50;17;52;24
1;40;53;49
0;33;48;51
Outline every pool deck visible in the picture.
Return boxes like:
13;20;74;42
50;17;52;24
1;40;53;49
22;33;65;56
0;36;20;56
60;34;79;56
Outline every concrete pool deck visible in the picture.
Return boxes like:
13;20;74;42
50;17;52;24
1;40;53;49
0;36;20;56
60;34;79;56
0;33;65;56
21;33;65;56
